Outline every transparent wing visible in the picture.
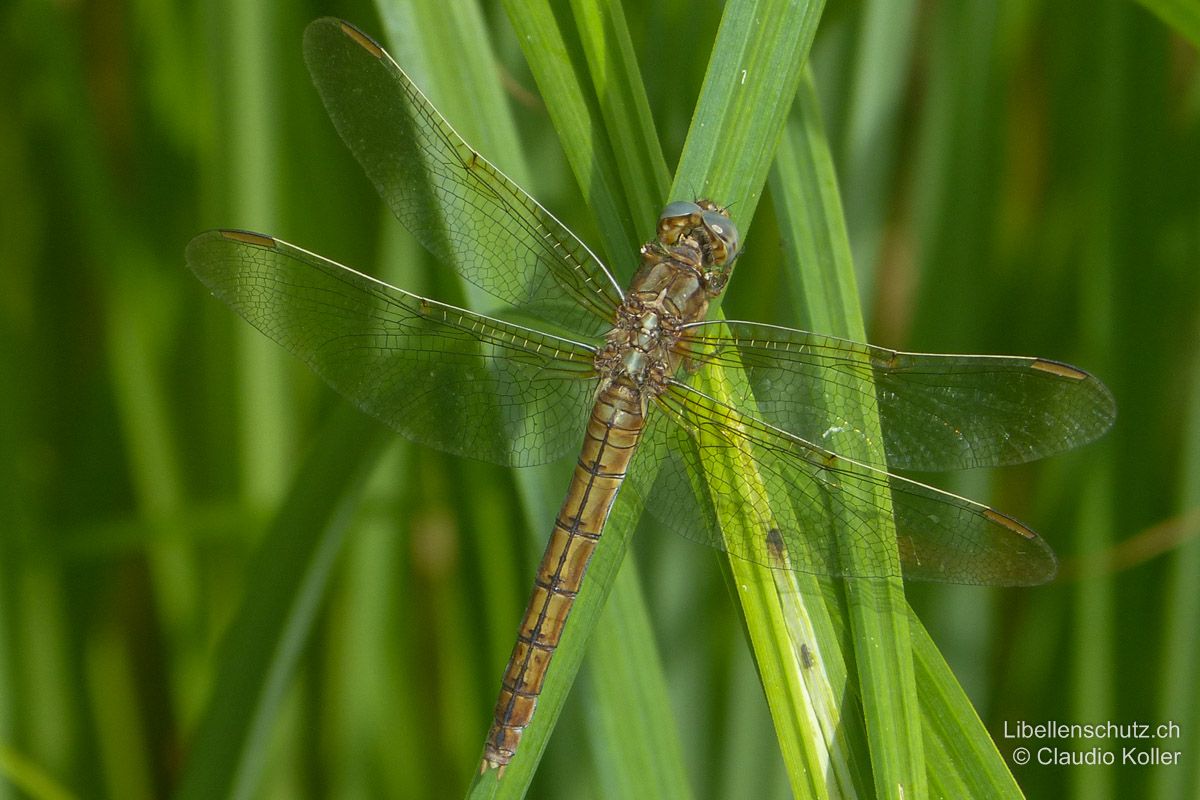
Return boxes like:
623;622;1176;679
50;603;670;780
680;320;1116;471
185;230;598;467
627;381;1057;585
302;18;623;338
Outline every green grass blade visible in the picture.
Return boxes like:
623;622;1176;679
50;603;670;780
224;3;295;507
466;1;691;794
367;2;588;792
375;0;528;188
174;406;386;800
1152;309;1200;800
1136;0;1200;46
585;560;693;800
770;70;924;799
467;496;647;799
0;744;78;800
569;0;672;224
910;613;1024;798
835;0;919;311
671;0;824;228
766;82;878;800
544;3;696;794
500;0;638;266
660;2;924;797
1062;8;1121;800
371;0;689;792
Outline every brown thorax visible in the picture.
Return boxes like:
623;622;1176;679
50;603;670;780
594;200;740;406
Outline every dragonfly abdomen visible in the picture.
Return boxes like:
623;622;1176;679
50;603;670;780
481;380;646;773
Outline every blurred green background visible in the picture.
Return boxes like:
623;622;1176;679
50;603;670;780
1;0;1198;798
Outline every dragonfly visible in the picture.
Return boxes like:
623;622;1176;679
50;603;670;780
186;18;1116;774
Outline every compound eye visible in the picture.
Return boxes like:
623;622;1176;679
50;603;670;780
657;201;704;244
701;210;739;264
659;201;703;223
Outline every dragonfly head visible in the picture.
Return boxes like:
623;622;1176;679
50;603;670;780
656;200;740;297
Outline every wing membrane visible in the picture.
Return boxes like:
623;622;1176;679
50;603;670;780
681;320;1116;471
302;18;623;337
186;230;597;467
626;381;1057;585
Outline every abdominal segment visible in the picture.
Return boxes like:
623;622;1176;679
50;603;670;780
480;381;644;773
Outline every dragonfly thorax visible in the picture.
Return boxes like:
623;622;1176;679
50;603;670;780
595;225;729;401
594;201;741;400
595;298;677;400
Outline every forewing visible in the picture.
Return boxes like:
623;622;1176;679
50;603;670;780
626;382;1057;585
302;18;623;338
681;321;1116;471
186;230;597;467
